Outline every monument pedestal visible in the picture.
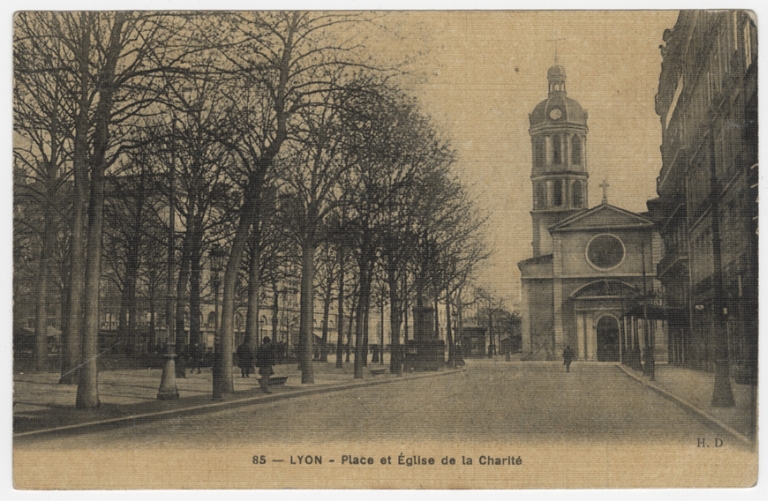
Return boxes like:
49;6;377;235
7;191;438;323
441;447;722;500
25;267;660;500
405;306;445;371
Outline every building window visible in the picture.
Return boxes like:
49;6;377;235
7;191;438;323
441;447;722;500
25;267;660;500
552;135;562;165
553;179;563;206
533;136;545;167
586;234;626;271
534;181;547;209
573;180;583;207
571;135;582;165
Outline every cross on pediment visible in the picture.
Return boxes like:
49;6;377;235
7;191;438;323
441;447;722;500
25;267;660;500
600;179;610;204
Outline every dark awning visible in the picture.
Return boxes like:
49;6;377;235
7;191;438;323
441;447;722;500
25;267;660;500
624;304;687;323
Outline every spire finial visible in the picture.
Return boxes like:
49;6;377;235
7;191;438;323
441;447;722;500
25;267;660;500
548;32;566;65
600;179;610;204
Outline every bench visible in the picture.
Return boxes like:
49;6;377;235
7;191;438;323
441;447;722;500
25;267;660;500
369;368;386;376
268;376;289;386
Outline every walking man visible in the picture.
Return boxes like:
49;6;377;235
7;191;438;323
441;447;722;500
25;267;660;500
255;337;275;393
189;342;203;374
237;341;253;378
563;345;574;373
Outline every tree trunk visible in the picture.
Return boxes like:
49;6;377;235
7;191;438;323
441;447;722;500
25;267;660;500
387;265;402;374
446;291;454;367
123;170;144;355
215;174;261;398
117;288;129;353
402;271;409;343
362;294;370;367
354;251;372;378
245;228;261;351
335;246;345;368
189;213;203;351
271;279;279;344
346;290;356;363
380;294;385;365
320;270;332;362
299;242;316;384
148;287;156;349
456;289;463;352
34;199;53;371
175;227;191;376
76;12;126;409
189;250;201;354
60;14;90;385
76;157;105;408
353;279;366;378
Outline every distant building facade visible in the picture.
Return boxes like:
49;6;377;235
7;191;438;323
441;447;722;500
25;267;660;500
651;11;757;381
518;60;666;362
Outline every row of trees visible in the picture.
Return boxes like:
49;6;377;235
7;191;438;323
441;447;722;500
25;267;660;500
13;11;488;407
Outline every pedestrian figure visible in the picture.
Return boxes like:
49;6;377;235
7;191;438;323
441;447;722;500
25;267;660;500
255;337;275;393
563;345;574;372
189;342;202;374
237;341;254;378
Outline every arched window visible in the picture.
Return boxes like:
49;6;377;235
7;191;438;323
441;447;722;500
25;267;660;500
552;135;562;165
571;135;582;165
207;312;216;327
553;179;563;206
572;180;583;208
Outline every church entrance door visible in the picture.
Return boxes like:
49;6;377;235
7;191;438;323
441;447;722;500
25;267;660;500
596;316;619;362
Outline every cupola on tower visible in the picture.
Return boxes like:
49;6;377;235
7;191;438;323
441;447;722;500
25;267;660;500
528;60;589;256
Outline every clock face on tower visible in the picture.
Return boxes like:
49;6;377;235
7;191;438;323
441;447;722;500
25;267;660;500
549;108;563;120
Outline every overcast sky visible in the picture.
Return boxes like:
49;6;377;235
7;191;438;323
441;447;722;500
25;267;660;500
2;7;680;309
381;10;680;306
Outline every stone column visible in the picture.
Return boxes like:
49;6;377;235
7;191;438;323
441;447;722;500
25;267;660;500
546;180;554;209
588;316;598;361
576;313;587;360
545;136;552;165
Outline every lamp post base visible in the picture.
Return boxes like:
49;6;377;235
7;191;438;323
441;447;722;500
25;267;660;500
711;359;735;407
157;353;179;400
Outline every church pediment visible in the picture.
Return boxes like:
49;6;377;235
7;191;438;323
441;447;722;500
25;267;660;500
549;203;655;233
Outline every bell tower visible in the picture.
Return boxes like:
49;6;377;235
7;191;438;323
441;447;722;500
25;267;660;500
528;59;589;256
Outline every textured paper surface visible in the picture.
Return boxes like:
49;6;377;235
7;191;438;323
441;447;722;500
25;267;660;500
11;9;759;490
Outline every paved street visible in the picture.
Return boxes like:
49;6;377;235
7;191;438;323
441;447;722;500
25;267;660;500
15;360;733;450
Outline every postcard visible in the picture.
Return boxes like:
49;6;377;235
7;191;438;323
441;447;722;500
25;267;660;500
11;9;758;489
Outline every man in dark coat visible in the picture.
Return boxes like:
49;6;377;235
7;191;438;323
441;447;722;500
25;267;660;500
237;341;254;378
255;337;275;393
563;345;575;372
189;342;203;374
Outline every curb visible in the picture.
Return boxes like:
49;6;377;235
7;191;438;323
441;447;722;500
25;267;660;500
14;369;462;439
616;364;753;447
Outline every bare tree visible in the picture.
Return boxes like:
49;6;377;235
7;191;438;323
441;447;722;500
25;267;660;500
15;11;198;407
14;12;76;374
208;12;380;395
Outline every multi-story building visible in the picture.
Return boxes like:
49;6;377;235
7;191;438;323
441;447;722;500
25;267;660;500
652;11;757;382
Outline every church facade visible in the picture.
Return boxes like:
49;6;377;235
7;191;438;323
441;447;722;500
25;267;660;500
518;61;667;362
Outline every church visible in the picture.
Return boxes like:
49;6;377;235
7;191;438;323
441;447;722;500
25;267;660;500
517;59;667;363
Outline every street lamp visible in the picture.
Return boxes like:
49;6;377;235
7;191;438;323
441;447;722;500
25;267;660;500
157;117;179;400
209;243;225;399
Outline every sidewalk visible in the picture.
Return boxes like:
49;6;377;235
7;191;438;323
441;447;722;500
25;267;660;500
617;363;757;446
13;360;448;438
